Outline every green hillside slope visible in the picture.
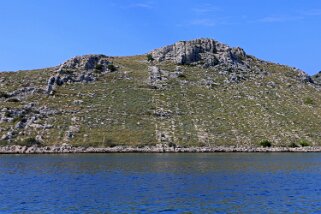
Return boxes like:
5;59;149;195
0;39;320;148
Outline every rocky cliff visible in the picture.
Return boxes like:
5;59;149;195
0;38;320;149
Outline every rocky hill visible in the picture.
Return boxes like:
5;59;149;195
0;38;320;149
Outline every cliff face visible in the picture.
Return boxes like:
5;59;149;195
0;38;320;148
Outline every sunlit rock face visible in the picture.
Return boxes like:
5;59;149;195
150;38;247;68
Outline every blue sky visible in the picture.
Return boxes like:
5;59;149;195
1;0;321;74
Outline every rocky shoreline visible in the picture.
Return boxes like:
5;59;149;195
1;144;321;154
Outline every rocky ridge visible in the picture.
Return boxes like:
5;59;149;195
150;38;247;68
150;38;314;85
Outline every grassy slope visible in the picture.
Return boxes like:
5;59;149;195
1;55;321;147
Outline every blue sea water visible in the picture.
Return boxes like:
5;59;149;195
1;153;321;213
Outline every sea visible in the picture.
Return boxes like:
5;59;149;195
1;153;321;213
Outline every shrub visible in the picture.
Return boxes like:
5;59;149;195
19;137;42;147
60;69;73;75
4;111;12;117
0;140;8;146
177;73;187;78
299;140;310;147
103;139;117;148
94;64;104;73
137;144;145;148
107;64;117;72
147;54;154;62
289;142;299;148
167;142;177;148
259;140;272;148
6;98;20;102
146;84;158;90
94;69;102;74
0;91;9;99
304;97;314;105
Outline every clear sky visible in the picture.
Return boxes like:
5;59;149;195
1;0;320;74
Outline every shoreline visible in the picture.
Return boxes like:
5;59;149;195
1;145;321;154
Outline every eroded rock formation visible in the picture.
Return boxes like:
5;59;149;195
149;38;247;68
46;55;115;95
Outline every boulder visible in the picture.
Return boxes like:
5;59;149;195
64;125;80;141
35;135;45;144
73;100;84;105
46;76;57;95
154;108;173;118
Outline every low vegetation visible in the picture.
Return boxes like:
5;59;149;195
19;137;42;147
289;142;299;148
304;97;314;105
94;64;104;73
6;98;20;102
260;140;272;148
147;54;154;62
107;64;117;72
299;140;310;147
0;91;9;98
103;139;117;148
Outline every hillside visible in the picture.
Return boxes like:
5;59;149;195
1;38;321;149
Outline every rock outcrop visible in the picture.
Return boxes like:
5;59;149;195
149;38;247;68
8;87;45;98
57;54;111;73
46;55;115;95
0;87;46;101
